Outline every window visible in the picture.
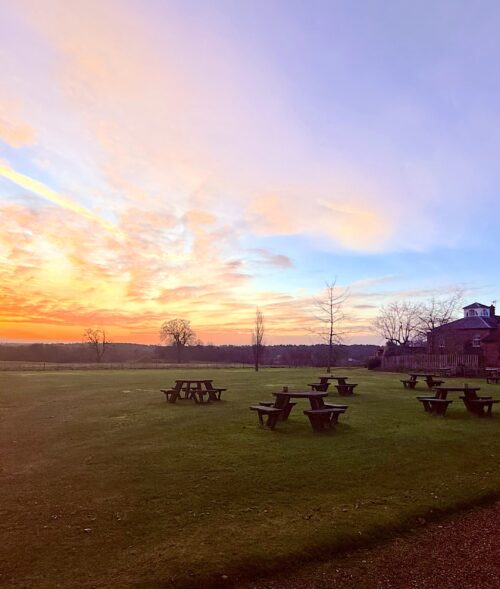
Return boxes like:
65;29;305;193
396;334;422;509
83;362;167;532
481;309;489;316
439;339;445;349
467;310;478;317
472;335;481;348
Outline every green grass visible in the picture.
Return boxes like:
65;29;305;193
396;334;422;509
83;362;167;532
0;368;498;588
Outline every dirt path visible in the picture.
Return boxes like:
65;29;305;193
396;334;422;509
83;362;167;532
234;501;500;589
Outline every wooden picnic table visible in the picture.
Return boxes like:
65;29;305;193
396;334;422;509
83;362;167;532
407;373;443;389
175;379;213;401
161;379;226;403
317;375;336;382
417;384;497;417
409;373;437;381
269;390;346;431
327;376;349;385
485;368;500;383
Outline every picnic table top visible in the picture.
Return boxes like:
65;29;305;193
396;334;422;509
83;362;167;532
327;376;349;380
485;367;500;372
174;378;213;384
433;386;480;392
273;391;328;399
409;373;437;378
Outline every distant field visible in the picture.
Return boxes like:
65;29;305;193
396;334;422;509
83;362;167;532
0;361;251;371
0;368;498;588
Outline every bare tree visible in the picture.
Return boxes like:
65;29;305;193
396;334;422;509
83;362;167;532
373;301;421;346
159;318;196;363
251;308;265;372
310;281;348;372
416;290;464;337
83;328;109;363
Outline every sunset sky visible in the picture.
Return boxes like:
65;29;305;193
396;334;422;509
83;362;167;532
2;0;500;345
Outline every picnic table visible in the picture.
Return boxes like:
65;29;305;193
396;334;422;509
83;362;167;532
328;376;350;385
402;373;442;390
417;384;497;417
415;384;469;416
161;379;226;404
250;389;348;431
485;368;500;383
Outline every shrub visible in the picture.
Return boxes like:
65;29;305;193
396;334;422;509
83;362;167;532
366;356;381;370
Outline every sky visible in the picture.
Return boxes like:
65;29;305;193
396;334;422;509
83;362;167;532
1;0;500;345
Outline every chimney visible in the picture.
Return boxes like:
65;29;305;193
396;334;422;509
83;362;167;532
490;304;496;317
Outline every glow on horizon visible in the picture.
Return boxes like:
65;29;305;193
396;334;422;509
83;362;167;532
1;0;500;345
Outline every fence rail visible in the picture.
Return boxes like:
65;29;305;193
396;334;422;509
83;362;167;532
381;353;481;372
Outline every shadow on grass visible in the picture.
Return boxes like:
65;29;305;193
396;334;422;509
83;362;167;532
142;492;500;589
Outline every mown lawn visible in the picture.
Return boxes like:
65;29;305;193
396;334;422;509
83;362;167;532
0;368;498;588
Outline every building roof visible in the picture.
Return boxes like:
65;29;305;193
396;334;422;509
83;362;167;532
432;315;500;331
463;302;490;309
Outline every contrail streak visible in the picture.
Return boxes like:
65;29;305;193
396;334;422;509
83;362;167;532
0;165;117;232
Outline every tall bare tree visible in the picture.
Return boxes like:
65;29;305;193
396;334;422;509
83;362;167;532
310;281;348;372
373;301;421;346
83;328;109;363
415;290;464;337
251;308;265;372
160;318;196;363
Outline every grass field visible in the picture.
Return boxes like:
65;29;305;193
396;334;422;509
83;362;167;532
0;368;498;589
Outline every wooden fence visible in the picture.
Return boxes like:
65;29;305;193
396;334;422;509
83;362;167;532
381;353;480;372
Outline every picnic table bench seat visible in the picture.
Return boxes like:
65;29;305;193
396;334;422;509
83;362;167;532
250;405;284;429
335;383;357;396
204;385;226;401
323;403;348;410
308;382;330;391
417;397;453;415
303;407;345;431
161;388;178;403
426;379;444;389
401;379;417;389
258;400;296;419
460;396;498;417
486;376;500;384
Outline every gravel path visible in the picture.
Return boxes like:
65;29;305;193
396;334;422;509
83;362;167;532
235;501;500;589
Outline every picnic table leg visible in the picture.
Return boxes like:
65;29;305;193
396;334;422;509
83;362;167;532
308;397;329;429
436;404;447;416
271;412;282;429
274;394;297;420
281;402;295;420
310;397;325;410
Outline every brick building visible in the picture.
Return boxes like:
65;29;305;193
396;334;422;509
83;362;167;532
427;302;500;366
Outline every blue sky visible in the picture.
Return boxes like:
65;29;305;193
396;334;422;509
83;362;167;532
1;0;499;344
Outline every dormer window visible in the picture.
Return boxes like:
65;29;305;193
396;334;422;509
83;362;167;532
481;309;489;317
472;335;481;347
467;310;478;317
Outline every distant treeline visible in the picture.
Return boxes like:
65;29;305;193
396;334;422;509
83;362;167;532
0;342;378;366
